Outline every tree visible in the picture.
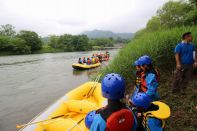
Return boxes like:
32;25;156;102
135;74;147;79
71;35;89;51
0;24;16;37
17;30;42;51
94;38;114;47
48;35;59;48
0;36;12;51
146;16;161;31
10;38;31;54
157;1;191;28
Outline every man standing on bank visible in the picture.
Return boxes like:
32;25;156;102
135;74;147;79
172;32;197;94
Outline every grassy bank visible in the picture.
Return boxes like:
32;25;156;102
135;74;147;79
100;26;197;130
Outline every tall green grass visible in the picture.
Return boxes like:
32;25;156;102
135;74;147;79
102;26;197;83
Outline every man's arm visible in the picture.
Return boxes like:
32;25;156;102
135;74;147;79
175;53;181;70
193;51;197;68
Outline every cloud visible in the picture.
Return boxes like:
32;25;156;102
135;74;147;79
0;0;168;36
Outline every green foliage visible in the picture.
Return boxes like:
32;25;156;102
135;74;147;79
71;35;89;51
101;26;197;83
93;38;114;47
0;24;16;37
48;35;59;48
146;16;161;31
10;38;31;54
17;30;42;51
143;0;197;32
115;37;130;44
157;1;191;28
0;36;31;54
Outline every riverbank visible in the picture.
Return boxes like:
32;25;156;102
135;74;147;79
0;45;122;56
100;26;197;130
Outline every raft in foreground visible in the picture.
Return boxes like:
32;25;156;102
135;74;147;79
20;82;107;131
72;63;101;70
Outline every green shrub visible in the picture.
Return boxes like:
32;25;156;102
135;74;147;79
101;26;197;84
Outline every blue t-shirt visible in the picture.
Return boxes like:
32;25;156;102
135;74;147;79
174;42;195;65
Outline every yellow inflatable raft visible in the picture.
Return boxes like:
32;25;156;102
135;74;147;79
20;82;107;131
72;63;101;70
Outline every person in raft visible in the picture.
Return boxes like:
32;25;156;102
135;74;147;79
135;55;160;101
78;58;83;64
87;57;91;65
129;92;170;131
85;73;136;131
172;32;197;94
83;57;87;63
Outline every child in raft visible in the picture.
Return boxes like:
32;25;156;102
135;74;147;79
85;73;136;131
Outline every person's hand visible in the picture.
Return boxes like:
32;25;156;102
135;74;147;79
193;62;197;68
176;64;181;70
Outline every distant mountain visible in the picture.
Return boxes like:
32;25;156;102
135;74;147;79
81;29;133;39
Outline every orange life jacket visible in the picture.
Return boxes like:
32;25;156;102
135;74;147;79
87;59;91;64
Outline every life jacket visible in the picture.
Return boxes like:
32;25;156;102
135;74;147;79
135;71;142;88
142;101;171;131
97;101;134;131
140;69;159;92
92;58;95;64
95;58;99;63
87;59;91;65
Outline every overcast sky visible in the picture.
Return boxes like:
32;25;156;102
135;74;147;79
0;0;168;36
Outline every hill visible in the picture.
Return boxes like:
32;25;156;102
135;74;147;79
81;29;133;39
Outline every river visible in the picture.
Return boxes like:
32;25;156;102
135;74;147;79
0;50;118;131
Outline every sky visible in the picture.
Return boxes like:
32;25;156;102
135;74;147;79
0;0;168;36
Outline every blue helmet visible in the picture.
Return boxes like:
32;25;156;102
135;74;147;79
85;110;96;129
134;60;140;66
101;73;125;100
131;92;152;109
138;55;152;65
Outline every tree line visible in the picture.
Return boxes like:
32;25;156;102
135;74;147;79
0;24;116;55
135;0;197;37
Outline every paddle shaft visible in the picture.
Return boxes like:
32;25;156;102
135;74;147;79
86;74;101;97
68;118;84;131
16;115;64;129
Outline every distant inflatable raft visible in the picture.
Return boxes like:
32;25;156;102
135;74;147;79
20;82;107;131
72;63;101;70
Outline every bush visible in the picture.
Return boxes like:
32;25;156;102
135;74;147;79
10;38;31;54
101;26;197;84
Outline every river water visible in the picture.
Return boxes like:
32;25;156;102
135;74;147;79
0;50;118;131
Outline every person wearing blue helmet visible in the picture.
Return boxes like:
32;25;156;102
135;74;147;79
134;60;143;90
88;73;135;131
85;110;97;129
137;55;160;101
129;92;170;131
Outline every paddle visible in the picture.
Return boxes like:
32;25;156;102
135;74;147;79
86;74;101;98
16;115;65;129
68;118;84;131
